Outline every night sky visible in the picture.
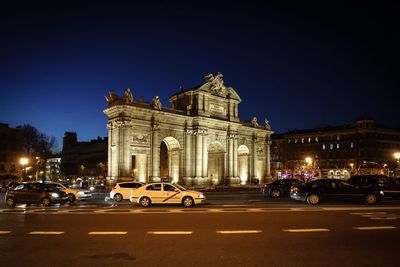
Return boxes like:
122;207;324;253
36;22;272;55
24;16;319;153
1;1;399;151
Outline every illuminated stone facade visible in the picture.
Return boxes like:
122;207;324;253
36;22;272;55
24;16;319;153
103;73;273;186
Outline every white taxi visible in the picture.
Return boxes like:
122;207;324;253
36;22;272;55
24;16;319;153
44;182;92;203
129;182;206;207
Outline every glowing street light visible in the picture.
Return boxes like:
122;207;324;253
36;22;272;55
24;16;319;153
20;157;29;180
394;152;400;163
305;157;313;165
394;152;400;177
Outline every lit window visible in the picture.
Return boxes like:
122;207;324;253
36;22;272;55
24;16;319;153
322;144;326;150
337;144;340;149
315;137;319;142
330;144;333;150
295;139;297;143
337;136;340;141
308;138;311;143
301;138;304;143
288;139;291;143
350;142;354;148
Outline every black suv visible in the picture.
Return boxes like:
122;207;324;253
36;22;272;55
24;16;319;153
5;182;69;207
261;179;304;198
347;175;400;199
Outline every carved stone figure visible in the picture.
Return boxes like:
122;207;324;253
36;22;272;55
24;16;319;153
203;72;227;96
264;119;271;130
105;90;118;103
124;88;134;103
153;96;162;110
251;117;259;127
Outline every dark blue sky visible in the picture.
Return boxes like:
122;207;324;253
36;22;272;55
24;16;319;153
1;1;399;150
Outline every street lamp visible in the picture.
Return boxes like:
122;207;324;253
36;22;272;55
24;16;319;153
394;152;400;176
19;157;29;181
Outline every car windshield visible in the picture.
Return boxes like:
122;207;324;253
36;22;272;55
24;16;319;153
174;184;187;191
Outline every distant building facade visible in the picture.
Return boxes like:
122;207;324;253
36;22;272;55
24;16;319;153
271;119;400;179
45;157;61;181
0;123;24;179
103;73;273;186
61;132;108;179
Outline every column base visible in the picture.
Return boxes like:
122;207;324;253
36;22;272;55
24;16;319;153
228;177;241;186
149;176;160;182
182;177;193;186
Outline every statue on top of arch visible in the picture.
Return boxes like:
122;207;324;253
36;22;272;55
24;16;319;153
105;88;134;105
203;72;228;97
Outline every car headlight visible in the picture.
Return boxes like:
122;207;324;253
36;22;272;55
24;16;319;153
77;191;85;196
90;186;95;191
51;193;59;198
198;193;205;198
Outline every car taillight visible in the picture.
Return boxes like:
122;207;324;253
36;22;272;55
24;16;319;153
291;186;300;193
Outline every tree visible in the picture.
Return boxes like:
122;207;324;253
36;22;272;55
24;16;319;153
16;124;58;180
16;124;57;157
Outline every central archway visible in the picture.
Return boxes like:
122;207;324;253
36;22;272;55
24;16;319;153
160;136;181;183
208;141;225;185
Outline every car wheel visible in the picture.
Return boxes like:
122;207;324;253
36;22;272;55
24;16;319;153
182;196;194;207
364;194;377;205
68;194;76;203
42;197;51;207
114;193;123;202
270;189;281;198
306;194;320;205
140;197;151;207
6;197;16;207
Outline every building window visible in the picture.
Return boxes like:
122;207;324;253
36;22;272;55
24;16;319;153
330;144;334;150
322;144;326;150
337;136;340;141
288;139;291;144
337;144;340;149
301;138;304;143
315;137;319;142
308;138;311;143
295;139;297;143
350;142;354;148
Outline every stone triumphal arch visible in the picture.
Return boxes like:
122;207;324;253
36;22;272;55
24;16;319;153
104;73;273;186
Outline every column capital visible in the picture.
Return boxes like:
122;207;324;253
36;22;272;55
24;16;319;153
108;118;132;129
151;123;160;131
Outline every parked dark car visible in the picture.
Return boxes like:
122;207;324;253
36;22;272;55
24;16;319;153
346;175;400;199
5;182;69;207
261;179;303;197
290;179;384;205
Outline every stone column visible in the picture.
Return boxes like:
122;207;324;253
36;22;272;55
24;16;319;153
202;130;208;179
265;137;271;177
195;129;203;179
252;134;257;183
151;124;160;181
228;135;234;177
233;136;238;177
106;121;114;183
184;129;192;180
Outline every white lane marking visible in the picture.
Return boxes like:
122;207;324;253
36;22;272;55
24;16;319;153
29;231;64;235
353;226;397;230
350;212;387;216
88;232;127;235
223;205;249;207
370;217;397;220
283;228;330;233
0;231;11;234
147;231;193;235
168;209;184;213
216;230;262;234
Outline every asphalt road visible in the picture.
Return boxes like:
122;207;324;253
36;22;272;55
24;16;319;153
1;190;400;267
